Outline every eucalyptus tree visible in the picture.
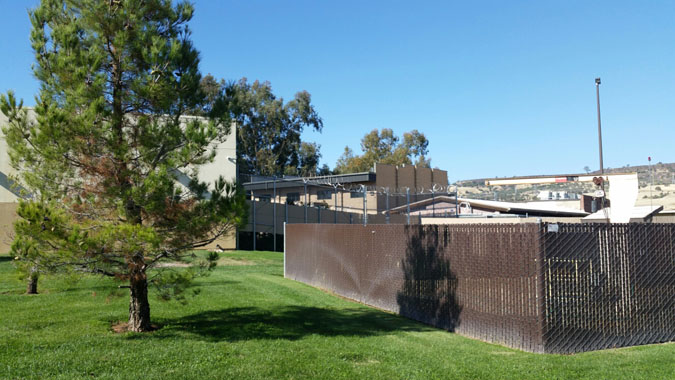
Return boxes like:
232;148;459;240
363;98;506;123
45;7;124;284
335;128;430;174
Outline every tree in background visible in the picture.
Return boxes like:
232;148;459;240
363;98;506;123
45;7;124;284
197;75;326;178
1;0;247;331
283;142;323;177
334;129;430;173
217;78;323;177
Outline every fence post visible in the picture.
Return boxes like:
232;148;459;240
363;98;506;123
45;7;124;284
273;176;277;252
362;185;367;226
304;180;308;223
386;190;390;224
455;184;459;218
334;185;338;224
406;187;410;225
252;191;256;251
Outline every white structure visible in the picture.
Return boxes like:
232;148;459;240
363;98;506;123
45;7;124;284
487;173;640;223
537;190;580;201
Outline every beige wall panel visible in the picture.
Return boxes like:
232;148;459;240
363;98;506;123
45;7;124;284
397;165;416;189
653;215;675;223
432;169;449;187
416;167;433;189
375;164;397;189
375;164;396;210
0;203;18;254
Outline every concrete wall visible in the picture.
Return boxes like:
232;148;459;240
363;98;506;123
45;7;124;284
0;203;18;253
653;214;675;223
375;163;448;209
189;119;237;188
0;111;25;203
1;110;238;251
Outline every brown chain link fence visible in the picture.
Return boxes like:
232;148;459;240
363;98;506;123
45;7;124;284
284;223;675;353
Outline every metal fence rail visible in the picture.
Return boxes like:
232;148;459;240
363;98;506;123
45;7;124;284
284;223;675;353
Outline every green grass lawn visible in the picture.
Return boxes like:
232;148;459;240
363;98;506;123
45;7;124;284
0;251;673;380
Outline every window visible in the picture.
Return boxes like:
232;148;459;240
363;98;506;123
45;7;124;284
317;190;332;200
258;194;271;202
350;191;364;198
286;192;300;204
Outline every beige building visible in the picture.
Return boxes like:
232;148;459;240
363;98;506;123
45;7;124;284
0;109;236;253
243;163;449;215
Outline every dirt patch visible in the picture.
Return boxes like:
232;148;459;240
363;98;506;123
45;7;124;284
218;257;256;266
110;321;160;333
155;262;191;268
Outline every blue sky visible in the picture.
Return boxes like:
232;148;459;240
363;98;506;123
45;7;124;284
1;1;674;181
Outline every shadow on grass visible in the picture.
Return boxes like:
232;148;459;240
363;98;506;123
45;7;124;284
59;285;122;293
147;305;434;342
189;280;239;288
0;255;14;263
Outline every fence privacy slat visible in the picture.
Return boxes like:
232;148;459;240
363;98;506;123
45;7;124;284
284;223;675;354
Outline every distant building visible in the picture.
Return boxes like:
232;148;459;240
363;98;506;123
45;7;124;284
242;163;449;215
537;190;579;201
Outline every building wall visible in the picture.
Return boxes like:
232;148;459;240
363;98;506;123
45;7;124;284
0;203;18;253
0;111;24;203
1;110;238;251
249;164;450;216
375;163;448;210
653;214;675;223
253;182;379;214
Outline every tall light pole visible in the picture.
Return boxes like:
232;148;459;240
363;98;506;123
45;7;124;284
595;78;608;220
595;78;604;174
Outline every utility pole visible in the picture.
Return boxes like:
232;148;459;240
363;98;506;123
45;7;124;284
595;77;608;218
595;78;604;175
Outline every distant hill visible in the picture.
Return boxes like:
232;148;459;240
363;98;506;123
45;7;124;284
454;162;675;207
457;162;675;187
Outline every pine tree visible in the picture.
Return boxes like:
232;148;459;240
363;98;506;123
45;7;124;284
0;0;247;332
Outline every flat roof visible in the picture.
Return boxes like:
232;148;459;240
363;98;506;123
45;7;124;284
242;171;375;191
389;195;588;217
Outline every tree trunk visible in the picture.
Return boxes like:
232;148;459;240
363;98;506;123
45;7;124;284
128;269;151;332
26;266;38;294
